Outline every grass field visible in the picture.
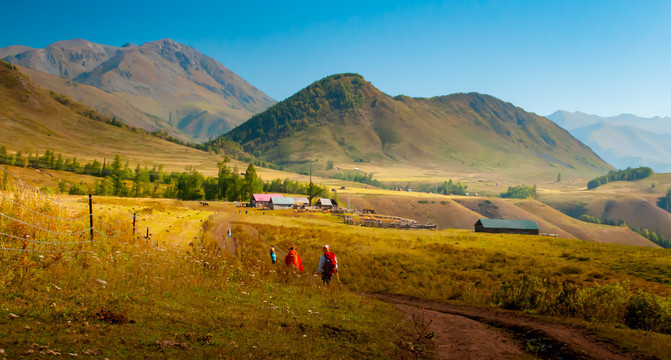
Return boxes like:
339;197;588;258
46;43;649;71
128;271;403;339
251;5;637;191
2;178;671;358
0;186;411;359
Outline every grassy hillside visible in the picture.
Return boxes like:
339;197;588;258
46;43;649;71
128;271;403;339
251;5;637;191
341;189;656;247
539;173;671;245
218;73;612;181
17;66;188;142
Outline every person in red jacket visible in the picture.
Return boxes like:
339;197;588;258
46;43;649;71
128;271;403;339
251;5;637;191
284;246;304;272
317;245;338;285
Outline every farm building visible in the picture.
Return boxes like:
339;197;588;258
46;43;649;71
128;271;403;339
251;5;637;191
250;194;283;208
316;198;333;210
293;197;309;209
474;219;539;235
270;197;294;210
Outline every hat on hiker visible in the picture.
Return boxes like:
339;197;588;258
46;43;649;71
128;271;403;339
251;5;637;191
289;246;295;250
323;245;329;250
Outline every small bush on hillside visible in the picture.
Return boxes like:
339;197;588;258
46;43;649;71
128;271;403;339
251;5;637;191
625;292;671;334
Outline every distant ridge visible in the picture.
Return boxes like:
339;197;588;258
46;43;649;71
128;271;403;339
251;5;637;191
0;39;276;142
214;73;611;177
547;110;671;172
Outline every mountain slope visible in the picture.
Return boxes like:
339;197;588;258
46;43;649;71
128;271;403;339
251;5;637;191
220;73;612;178
15;65;185;140
547;110;671;172
1;39;276;142
0;60;225;172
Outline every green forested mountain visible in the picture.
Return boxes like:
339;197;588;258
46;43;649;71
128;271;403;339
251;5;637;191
216;73;612;178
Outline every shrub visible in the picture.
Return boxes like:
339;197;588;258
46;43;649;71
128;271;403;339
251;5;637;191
625;292;671;334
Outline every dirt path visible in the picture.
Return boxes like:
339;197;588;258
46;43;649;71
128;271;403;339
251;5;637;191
205;211;240;255
393;303;526;359
378;294;637;360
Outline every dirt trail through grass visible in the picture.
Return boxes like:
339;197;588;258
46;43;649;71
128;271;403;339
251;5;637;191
378;294;633;360
206;211;240;255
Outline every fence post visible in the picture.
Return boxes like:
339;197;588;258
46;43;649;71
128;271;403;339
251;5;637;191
146;227;149;242
132;213;136;239
88;194;93;242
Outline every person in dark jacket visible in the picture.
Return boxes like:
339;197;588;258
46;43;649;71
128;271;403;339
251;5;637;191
317;245;338;285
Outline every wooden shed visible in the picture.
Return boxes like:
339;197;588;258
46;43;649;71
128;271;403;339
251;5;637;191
474;219;540;235
293;197;309;209
316;198;333;210
250;194;283;208
270;197;294;210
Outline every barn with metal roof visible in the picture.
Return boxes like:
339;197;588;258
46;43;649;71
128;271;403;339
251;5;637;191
474;219;539;235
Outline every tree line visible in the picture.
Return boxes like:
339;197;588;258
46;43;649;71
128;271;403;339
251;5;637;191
329;169;384;188
0;146;326;201
587;167;654;190
578;214;669;248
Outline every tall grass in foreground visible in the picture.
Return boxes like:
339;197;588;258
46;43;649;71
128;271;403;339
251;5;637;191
240;217;671;335
0;186;408;359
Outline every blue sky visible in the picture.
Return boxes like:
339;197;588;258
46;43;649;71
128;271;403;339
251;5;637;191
3;0;671;118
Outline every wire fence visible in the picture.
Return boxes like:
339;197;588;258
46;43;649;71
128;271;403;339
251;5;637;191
0;167;142;253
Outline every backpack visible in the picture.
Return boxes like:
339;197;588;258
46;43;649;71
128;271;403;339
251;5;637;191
323;252;337;275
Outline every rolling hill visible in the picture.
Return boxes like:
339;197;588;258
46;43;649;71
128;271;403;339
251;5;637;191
217;73;612;180
1;39;276;142
0;60;224;173
344;190;657;247
547;110;671;172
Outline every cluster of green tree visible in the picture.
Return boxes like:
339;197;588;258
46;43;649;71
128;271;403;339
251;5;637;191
220;73;367;150
0;147;126;177
329;169;383;188
587;167;654;190
437;179;468;195
84;158;324;202
500;184;536;199
629;225;670;248
1;145;326;202
577;214;669;248
579;214;625;226
658;188;671;213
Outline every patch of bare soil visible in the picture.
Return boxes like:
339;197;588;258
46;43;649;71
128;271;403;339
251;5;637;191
377;294;643;360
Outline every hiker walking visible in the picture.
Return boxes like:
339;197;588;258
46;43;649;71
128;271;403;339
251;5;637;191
227;227;232;238
284;246;304;272
317;245;338;285
270;245;277;264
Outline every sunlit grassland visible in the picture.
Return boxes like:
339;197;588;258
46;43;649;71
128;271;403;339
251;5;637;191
232;210;671;356
1;190;406;359
236;210;671;292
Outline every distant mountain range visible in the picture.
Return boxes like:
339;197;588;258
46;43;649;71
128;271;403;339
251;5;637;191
547;111;671;172
209;73;611;178
0;39;275;142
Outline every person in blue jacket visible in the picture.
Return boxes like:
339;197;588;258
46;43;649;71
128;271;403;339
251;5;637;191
270;245;277;264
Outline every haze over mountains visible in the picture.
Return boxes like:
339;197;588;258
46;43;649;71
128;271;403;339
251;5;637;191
216;73;611;178
0;39;275;142
547;111;671;172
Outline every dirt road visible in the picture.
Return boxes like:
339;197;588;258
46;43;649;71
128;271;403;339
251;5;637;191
379;294;639;360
